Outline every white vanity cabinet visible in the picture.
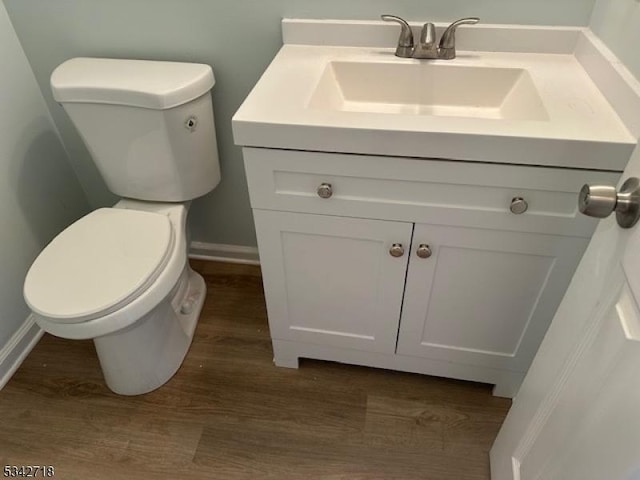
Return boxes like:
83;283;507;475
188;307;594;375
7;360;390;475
243;147;619;397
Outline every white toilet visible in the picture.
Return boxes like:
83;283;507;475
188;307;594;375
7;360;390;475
23;57;221;395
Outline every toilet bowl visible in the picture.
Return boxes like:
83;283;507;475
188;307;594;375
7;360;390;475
23;58;221;395
24;199;206;395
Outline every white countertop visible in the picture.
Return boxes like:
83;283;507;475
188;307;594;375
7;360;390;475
233;23;638;171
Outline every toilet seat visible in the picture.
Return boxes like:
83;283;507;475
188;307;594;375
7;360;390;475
24;208;175;323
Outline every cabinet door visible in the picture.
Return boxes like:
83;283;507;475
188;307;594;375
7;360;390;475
397;223;587;372
254;210;412;353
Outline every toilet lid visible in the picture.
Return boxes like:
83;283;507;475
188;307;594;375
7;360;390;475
24;208;175;323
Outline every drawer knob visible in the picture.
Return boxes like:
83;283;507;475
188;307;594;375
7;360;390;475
416;244;432;259
317;183;333;199
510;197;528;215
389;243;405;257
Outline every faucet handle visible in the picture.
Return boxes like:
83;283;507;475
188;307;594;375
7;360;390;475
381;14;414;58
439;17;480;59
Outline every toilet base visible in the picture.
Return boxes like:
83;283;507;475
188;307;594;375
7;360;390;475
93;265;206;395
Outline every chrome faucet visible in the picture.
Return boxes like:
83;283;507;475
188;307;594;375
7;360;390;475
381;15;480;60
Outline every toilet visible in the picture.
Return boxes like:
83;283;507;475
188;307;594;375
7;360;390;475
23;57;221;395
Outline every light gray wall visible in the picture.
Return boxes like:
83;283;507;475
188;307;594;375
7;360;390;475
0;3;89;347
590;0;640;80
3;0;596;248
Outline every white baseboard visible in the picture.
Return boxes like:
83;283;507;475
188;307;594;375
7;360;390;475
0;315;43;390
189;241;260;265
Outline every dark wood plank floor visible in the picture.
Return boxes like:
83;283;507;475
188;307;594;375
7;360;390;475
0;260;510;479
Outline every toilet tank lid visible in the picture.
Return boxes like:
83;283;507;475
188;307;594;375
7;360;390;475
51;57;215;110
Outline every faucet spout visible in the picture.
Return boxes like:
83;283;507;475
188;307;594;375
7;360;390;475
438;17;480;59
413;23;439;59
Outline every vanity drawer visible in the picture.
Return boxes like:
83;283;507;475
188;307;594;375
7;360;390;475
243;147;620;237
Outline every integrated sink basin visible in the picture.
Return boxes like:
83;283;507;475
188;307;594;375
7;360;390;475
309;61;549;121
233;19;637;171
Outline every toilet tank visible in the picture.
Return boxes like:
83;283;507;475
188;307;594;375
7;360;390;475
51;58;220;202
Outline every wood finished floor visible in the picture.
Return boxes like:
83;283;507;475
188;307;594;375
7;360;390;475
0;260;510;479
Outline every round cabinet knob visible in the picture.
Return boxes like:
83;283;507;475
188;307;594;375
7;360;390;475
578;184;617;218
510;197;528;215
317;183;333;199
416;244;432;259
389;243;405;257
